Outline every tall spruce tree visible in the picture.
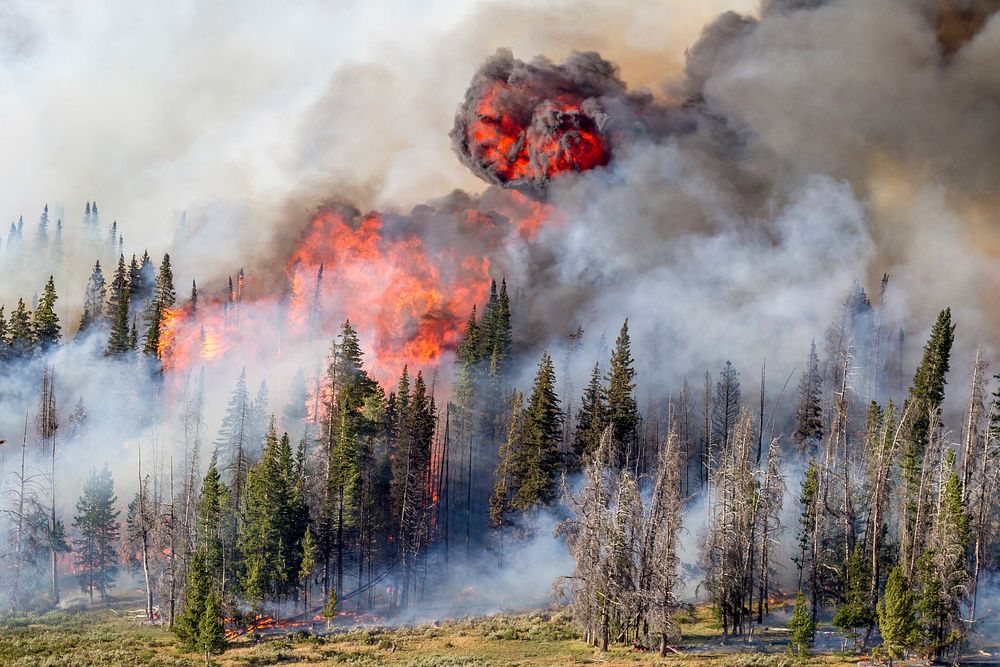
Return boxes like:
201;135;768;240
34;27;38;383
78;261;107;333
32;275;61;350
573;363;607;466
105;255;132;356
878;566;917;664
605;320;638;468
8;298;35;358
73;465;121;602
792;342;823;456
511;351;563;510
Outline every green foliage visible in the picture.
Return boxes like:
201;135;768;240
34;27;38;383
787;590;815;654
605;319;638;463
572;363;606;466
832;547;876;646
72;465;120;601
792;341;822;456
32;275;61;350
105;255;132;356
511;351;563;510
878;566;917;662
8;297;35;357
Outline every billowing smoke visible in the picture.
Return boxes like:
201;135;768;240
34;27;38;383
451;50;668;195
2;0;1000;627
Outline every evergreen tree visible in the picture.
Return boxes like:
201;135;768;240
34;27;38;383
142;301;162;357
792;341;823;456
78;261;107;333
878;566;917;664
511;351;563;509
106;255;132;356
0;306;7;360
916;449;971;658
832;546;876;649
198;589;227;663
73;465;121;601
605;319;638;468
900;309;956;572
573;363;607;466
712;360;741;457
155;252;176;310
490;392;524;527
8;297;35;357
788;589;816;654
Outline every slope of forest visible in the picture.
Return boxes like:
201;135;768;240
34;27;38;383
4;1;1000;666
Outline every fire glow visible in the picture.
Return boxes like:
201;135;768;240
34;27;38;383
156;193;552;384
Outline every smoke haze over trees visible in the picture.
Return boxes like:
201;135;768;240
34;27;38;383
2;0;1000;660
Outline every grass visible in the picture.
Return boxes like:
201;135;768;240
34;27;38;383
0;598;860;667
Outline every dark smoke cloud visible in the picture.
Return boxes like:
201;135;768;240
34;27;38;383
450;49;689;196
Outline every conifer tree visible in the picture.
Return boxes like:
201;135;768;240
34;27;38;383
73;465;121;602
106;255;132;356
198;589;227;663
490;391;524;528
8;297;35;357
712;360;741;458
792;341;823;456
605;320;638;468
788;590;816;654
833;546;876;649
0;306;7;360
32;276;60;350
878;566;917;665
299;526;317;611
511;351;563;509
900;309;956;572
155;252;176;310
573;363;607;466
143;301;162;357
79;261;107;333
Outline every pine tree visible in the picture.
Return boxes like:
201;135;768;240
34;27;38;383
832;546;876;649
143;301;162;357
78;261;107;333
511;351;563;510
32;276;61;350
788;590;816;654
73;465;121;602
490;392;524;528
155;253;176;310
0;306;7;361
712;360;741;458
792;341;823;456
573;363;607;466
198;589;227;663
299;526;317;611
106;255;132;356
8;298;35;358
605;320;638;468
878;566;917;664
916;449;971;658
900;309;956;573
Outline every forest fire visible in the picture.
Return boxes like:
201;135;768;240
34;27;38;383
452;50;627;194
284;207;492;379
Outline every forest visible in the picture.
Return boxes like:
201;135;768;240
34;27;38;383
0;205;998;665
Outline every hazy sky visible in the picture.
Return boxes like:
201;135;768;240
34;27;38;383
0;0;755;263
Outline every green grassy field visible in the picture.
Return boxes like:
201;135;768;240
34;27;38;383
0;599;861;667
